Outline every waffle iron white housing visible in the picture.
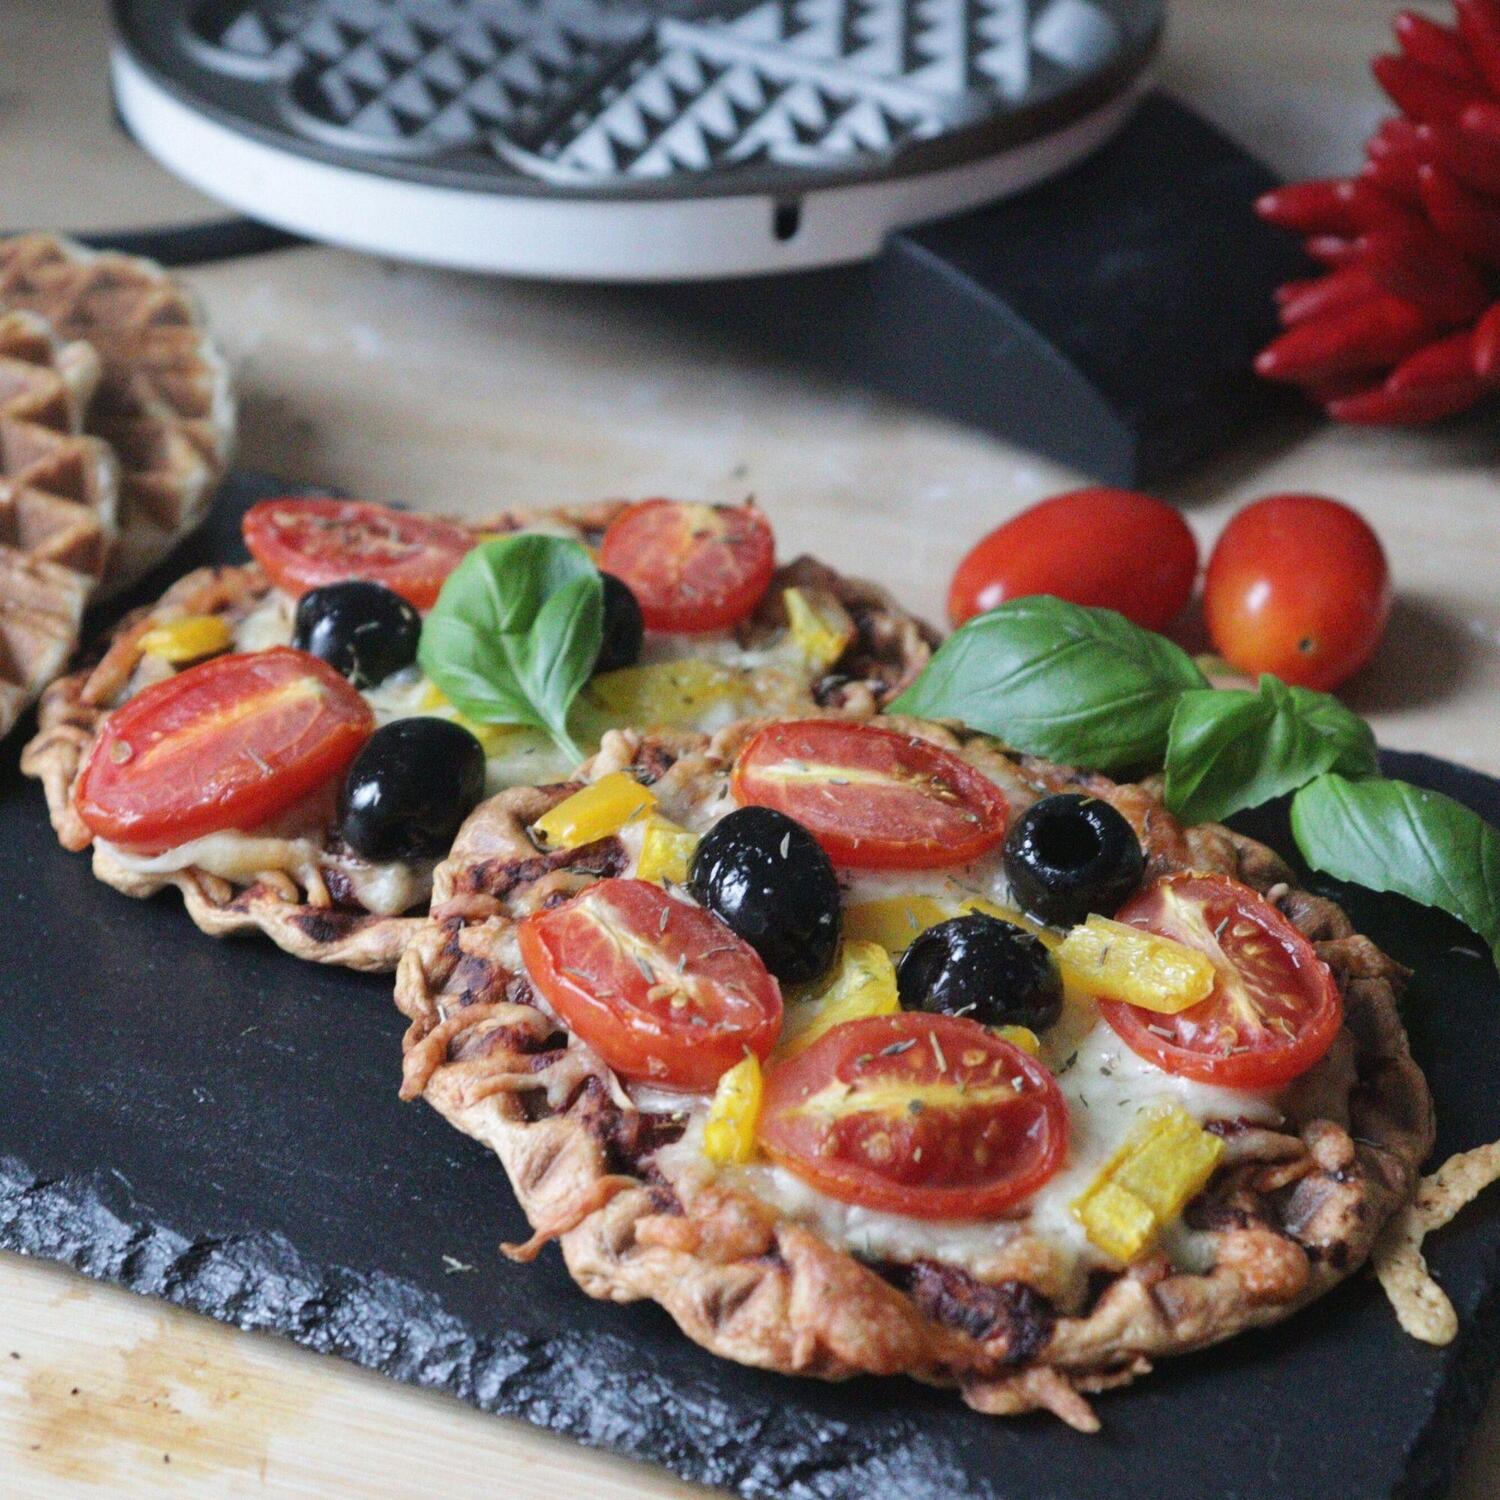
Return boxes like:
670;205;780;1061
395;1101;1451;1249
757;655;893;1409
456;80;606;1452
113;0;1163;279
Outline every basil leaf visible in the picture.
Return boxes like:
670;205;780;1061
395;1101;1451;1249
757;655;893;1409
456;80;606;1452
890;597;1207;771
418;535;603;763
1164;675;1378;824
1291;773;1500;971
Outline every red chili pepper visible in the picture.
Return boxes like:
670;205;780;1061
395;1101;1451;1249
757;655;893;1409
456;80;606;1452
1361;226;1494;323
1396;11;1481;82
1460;99;1500;138
1416;118;1500;194
1256;180;1363;235
1276;265;1383;327
1361;141;1424;204
1373;53;1488;125
1472;300;1500;377
1255;294;1436;384
1327;379;1487;423
1456;0;1500;97
1305;235;1366;267
1386;327;1482;392
1417;161;1500;265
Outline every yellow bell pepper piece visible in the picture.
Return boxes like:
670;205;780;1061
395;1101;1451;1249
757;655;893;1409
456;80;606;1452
1072;1104;1226;1262
416;681;524;755
996;1025;1041;1057
842;894;950;954
703;1053;763;1166
782;586;855;671
587;659;740;729
1057;915;1216;1013
636;814;699;884
532;772;656;850
138;614;233;664
777;941;901;1058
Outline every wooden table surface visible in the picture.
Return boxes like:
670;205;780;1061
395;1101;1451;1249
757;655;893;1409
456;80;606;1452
4;1;1500;1495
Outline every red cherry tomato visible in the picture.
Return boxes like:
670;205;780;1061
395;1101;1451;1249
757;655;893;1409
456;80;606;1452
1100;873;1343;1090
598;499;775;634
76;647;374;851
517;878;782;1091
758;1012;1069;1219
1203;494;1392;690
243;497;475;608
731;720;1010;870
947;488;1199;630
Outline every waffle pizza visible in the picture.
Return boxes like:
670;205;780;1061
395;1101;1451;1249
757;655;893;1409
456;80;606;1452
393;713;1436;1427
22;496;934;970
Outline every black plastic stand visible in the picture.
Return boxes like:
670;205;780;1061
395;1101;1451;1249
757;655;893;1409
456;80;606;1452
657;95;1306;483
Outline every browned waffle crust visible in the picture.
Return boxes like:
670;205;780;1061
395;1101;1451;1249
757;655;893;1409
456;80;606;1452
394;717;1435;1429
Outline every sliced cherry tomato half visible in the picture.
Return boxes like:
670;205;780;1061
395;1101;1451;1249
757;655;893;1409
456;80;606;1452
758;1012;1068;1219
243;497;475;608
1100;873;1342;1089
731;719;1009;870
598;499;775;634
517;877;782;1091
75;646;374;851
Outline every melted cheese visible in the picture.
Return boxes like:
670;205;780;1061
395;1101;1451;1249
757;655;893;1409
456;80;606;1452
97;831;430;917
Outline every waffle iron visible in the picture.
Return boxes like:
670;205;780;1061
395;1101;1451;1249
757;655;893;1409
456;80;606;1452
110;0;1303;478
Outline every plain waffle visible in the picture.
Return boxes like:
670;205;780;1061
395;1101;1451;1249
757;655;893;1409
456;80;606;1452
0;234;235;593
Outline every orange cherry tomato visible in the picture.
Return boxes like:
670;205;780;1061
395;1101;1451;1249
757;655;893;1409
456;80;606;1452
1203;494;1392;690
599;499;775;633
1100;873;1343;1090
947;488;1199;630
517;878;783;1091
243;497;475;608
731;719;1010;870
758;1012;1069;1219
75;647;374;851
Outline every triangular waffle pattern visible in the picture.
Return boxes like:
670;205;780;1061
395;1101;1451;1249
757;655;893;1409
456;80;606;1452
187;0;1116;181
0;236;236;594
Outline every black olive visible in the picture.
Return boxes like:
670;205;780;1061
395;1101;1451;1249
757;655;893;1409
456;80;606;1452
595;572;644;674
689;806;839;983
1003;793;1145;929
339;718;486;862
293;580;421;688
897;915;1063;1032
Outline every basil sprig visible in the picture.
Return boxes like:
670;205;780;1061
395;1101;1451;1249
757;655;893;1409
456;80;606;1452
891;596;1500;970
418;535;603;762
890;597;1207;771
1163;675;1377;825
1291;774;1500;970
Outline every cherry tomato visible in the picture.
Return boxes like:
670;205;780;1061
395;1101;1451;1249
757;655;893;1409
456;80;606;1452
731;720;1009;870
758;1012;1068;1219
1100;873;1342;1089
76;647;374;851
598;499;775;634
517;878;782;1091
947;488;1199;630
243;497;475;609
1203;494;1392;690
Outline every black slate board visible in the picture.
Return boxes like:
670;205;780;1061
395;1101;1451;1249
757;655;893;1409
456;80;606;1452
4;473;1500;1500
